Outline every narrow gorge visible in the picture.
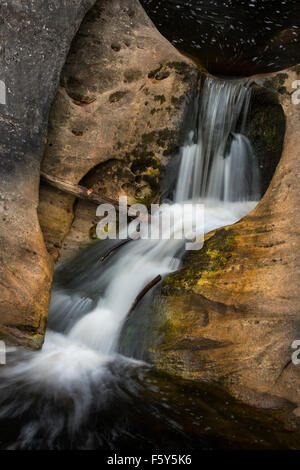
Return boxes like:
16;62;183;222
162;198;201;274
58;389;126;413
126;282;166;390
0;0;299;452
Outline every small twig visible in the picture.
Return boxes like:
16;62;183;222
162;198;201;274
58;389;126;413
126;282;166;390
100;239;132;263
41;171;130;214
41;172;153;220
126;275;162;318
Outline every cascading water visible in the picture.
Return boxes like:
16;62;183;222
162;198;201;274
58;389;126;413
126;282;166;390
176;78;259;202
0;77;260;449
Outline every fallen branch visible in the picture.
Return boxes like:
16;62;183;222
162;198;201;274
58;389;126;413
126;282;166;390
100;239;132;263
126;275;162;318
40;171;129;214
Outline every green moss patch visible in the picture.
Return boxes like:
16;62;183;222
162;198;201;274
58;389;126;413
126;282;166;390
163;228;236;294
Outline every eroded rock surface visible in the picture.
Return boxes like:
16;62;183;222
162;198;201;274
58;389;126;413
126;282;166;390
0;0;97;348
249;80;286;195
38;0;199;259
122;67;300;419
0;0;198;348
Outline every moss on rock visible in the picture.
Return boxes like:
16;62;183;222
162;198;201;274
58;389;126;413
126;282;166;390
248;85;286;196
163;228;236;294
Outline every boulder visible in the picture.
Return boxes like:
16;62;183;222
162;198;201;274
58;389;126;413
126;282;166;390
38;0;199;260
0;0;98;349
122;67;300;418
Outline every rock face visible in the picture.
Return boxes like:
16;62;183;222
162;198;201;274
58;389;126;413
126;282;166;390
0;0;198;348
38;0;199;260
122;67;300;415
0;0;98;349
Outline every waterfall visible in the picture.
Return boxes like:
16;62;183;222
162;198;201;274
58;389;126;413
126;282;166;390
176;77;259;202
65;77;259;356
0;77;260;448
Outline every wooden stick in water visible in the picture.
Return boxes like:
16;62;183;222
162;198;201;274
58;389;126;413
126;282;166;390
100;239;132;263
126;275;162;318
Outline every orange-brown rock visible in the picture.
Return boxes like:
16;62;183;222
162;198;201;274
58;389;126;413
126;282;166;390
0;0;97;349
38;0;199;260
0;0;198;348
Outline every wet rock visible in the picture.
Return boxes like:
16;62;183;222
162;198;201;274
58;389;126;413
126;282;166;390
38;0;199;260
248;83;286;196
0;0;97;349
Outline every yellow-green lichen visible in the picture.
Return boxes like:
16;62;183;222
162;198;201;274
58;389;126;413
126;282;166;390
163;227;236;293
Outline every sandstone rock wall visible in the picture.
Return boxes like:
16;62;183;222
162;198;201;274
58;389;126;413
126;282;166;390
38;0;199;260
0;0;198;348
0;0;98;349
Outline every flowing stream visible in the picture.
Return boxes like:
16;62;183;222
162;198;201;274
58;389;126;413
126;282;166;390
0;77;261;449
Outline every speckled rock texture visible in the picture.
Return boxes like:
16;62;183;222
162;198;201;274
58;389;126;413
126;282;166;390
0;0;98;348
38;0;199;260
0;0;199;348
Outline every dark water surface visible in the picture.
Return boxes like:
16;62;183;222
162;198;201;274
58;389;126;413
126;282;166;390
141;0;300;76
